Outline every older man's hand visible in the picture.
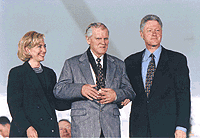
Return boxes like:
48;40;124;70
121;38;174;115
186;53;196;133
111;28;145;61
98;88;116;104
81;84;101;100
27;126;38;138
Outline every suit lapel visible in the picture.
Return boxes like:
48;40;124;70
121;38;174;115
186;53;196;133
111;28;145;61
136;51;146;96
79;52;95;85
105;55;116;88
23;62;53;116
138;53;146;93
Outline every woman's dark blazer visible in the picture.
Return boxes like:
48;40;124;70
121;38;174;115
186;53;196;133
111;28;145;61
7;61;70;137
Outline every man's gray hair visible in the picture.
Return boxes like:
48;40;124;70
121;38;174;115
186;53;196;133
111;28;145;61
85;22;109;38
140;14;163;32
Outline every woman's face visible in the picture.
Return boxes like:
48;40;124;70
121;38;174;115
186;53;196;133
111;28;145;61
29;40;46;63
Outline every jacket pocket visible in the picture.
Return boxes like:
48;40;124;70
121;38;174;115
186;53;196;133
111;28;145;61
71;108;86;116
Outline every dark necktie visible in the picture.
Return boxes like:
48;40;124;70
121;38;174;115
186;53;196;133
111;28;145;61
96;58;105;90
145;54;156;97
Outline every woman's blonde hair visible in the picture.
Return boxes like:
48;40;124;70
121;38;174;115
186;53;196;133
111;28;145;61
17;31;45;61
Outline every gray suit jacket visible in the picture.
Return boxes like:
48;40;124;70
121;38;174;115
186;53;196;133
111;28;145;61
53;51;135;138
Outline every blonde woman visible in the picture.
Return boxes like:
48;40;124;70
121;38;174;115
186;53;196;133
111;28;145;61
7;31;70;138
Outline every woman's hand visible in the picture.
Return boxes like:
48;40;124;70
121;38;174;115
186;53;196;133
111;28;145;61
27;126;38;138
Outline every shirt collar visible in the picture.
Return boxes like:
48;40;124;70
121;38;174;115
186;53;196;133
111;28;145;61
90;49;104;62
142;45;162;62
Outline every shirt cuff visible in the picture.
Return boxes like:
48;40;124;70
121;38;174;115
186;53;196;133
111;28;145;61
176;126;187;133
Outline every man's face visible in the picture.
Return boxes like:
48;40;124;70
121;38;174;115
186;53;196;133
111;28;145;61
0;124;10;137
140;20;162;47
59;121;71;138
86;27;109;58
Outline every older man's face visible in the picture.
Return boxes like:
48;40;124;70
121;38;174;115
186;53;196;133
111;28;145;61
86;27;109;58
140;20;162;47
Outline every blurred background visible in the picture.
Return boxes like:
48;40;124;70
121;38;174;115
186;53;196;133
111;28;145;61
0;0;200;137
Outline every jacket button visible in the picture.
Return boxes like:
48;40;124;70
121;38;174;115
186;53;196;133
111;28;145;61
50;118;53;120
40;118;43;121
52;129;54;133
147;101;149;104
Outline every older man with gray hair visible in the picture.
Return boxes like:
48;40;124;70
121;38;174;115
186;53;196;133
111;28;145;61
54;22;135;138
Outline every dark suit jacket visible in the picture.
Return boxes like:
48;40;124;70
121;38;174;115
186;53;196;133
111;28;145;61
125;46;191;137
7;61;70;137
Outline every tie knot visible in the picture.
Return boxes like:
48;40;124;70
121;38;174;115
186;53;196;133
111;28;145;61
96;58;101;63
150;53;155;58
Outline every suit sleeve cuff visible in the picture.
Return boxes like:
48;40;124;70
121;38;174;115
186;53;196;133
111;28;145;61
176;126;187;133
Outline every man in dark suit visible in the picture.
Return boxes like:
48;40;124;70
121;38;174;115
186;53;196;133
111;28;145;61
125;14;191;138
54;22;135;137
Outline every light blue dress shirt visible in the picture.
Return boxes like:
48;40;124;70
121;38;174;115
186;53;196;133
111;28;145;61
141;46;187;133
142;46;161;86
